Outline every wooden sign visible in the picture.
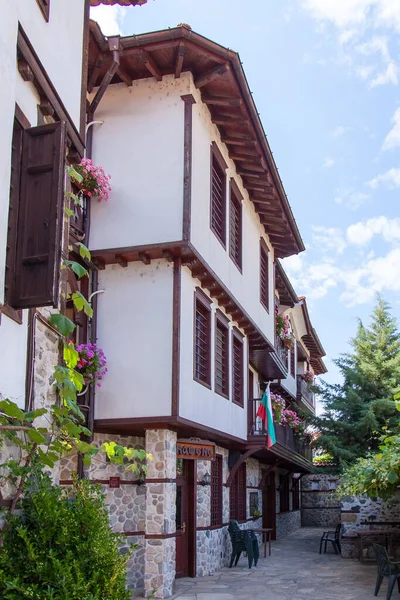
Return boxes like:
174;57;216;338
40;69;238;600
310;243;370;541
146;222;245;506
177;439;215;461
109;477;120;488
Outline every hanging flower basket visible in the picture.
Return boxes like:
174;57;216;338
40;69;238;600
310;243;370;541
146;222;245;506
271;392;286;424
76;343;107;388
73;158;112;202
301;370;314;384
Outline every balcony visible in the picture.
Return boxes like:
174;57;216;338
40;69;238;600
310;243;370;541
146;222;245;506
275;335;288;370
296;375;315;411
248;398;312;463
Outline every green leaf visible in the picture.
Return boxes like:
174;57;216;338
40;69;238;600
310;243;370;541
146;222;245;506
66;165;83;183
72;292;93;317
65;207;74;217
65;260;88;279
388;471;397;484
0;400;25;421
63;342;79;370
394;393;400;401
49;314;76;337
76;242;91;262
26;429;47;445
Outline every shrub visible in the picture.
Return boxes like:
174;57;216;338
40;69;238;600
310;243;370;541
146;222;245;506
0;475;132;600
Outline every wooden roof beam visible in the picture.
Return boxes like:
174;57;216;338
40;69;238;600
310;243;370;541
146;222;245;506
203;95;242;107
246;184;273;193
239;169;272;180
138;252;151;265
115;254;128;267
212;118;250;128
140;50;162;81
88;54;105;93
174;41;186;79
195;63;230;88
117;65;133;87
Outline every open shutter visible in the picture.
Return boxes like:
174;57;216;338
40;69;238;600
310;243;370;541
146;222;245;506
13;121;66;309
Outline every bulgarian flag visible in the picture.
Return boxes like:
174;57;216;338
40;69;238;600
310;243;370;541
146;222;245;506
257;383;276;448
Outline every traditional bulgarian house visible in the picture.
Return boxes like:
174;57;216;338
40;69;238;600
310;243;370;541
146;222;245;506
65;21;329;598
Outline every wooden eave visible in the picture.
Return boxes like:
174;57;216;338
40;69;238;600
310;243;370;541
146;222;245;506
90;0;147;5
298;297;327;375
275;260;298;307
87;22;305;259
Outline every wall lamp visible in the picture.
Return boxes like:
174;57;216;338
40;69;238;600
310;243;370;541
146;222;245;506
199;472;211;486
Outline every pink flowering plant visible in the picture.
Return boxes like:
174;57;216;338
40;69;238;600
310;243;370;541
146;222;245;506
301;369;314;385
76;342;107;387
271;392;286;423
281;408;305;434
275;307;293;349
73;158;112;202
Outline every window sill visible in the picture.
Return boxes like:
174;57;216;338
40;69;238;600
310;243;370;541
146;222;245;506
232;399;244;408
193;376;212;391
215;389;229;400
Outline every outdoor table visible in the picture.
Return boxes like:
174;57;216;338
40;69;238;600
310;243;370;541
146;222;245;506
249;528;273;558
357;529;398;563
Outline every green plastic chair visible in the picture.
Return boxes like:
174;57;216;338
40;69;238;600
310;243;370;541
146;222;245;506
373;543;400;600
228;520;259;568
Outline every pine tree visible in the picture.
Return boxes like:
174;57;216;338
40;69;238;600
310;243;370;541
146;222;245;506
315;296;400;467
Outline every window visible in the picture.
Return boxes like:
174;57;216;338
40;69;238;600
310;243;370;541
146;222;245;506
36;0;50;22
215;312;229;398
194;290;211;386
229;181;242;270
290;346;295;376
210;145;227;246
292;478;300;510
5;108;66;310
260;240;269;312
232;330;244;407
230;463;246;521
279;474;290;512
211;454;223;527
36;0;50;21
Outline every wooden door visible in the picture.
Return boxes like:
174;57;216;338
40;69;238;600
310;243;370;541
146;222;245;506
175;460;196;578
262;471;277;540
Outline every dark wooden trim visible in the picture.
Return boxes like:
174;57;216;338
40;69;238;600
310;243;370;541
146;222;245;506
229;179;243;272
226;448;261;487
122;531;145;536
260;238;270;313
246;485;260;490
145;532;177;540
181;94;195;242
214;312;229;399
36;0;50;22
15;103;31;129
232;326;244;341
25;309;35;411
0;304;22;325
17;26;84;157
188;459;197;578
232;330;244;407
230;177;243;202
211;141;228;170
215;308;230;327
171;257;182;417
80;0;91;138
258;462;280;489
301;506;341;510
60;477;177;486
197;523;230;531
193;288;212;387
195;286;213;307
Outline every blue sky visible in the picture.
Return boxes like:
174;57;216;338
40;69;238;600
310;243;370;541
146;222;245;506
91;0;400;386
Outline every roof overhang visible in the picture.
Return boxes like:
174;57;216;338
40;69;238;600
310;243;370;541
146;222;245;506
90;0;147;6
298;297;327;375
275;259;298;307
87;22;305;259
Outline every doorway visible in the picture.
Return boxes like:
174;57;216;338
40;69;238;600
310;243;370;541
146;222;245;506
262;471;277;540
175;459;196;578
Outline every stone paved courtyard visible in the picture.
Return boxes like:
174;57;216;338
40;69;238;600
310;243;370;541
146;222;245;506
139;528;381;600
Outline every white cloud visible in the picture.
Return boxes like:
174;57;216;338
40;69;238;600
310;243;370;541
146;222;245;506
346;216;400;245
322;156;335;168
382;107;400;150
300;0;376;28
369;61;399;87
334;189;370;210
281;254;303;274
90;5;127;36
331;125;350;138
311;225;347;254
368;167;400;188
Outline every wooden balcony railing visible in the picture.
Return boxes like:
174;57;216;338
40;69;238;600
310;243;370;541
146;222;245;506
248;398;312;462
275;335;288;370
296;375;315;409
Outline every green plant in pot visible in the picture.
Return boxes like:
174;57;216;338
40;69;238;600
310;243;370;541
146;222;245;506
253;509;261;518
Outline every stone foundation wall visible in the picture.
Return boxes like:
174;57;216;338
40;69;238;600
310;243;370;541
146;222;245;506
276;510;301;539
301;473;341;528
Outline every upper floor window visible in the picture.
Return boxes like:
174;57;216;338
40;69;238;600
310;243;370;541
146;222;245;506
210;144;227;246
194;289;212;387
232;329;244;407
229;180;242;270
36;0;50;21
260;239;269;312
211;454;223;527
215;311;229;398
290;345;295;376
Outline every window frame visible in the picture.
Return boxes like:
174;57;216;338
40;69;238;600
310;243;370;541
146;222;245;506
36;0;50;21
232;328;244;408
211;454;223;527
210;142;227;248
214;310;230;399
279;474;290;513
292;478;300;511
229;179;243;271
193;288;212;389
260;239;270;313
230;462;246;522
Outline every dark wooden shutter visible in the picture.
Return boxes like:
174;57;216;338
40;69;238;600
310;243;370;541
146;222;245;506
230;463;246;521
36;0;50;22
290;346;295;376
279;474;290;512
215;318;229;397
13;121;66;309
260;240;269;311
194;296;211;385
210;153;226;245
232;333;244;407
211;454;223;527
229;187;242;269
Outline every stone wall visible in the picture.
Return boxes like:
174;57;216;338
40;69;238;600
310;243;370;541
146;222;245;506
301;473;341;528
276;510;301;538
341;491;400;559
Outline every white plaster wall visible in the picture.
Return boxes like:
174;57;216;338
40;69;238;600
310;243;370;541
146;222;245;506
189;79;275;345
89;74;189;251
179;268;248;440
95;260;174;419
0;314;28;408
280;372;297;398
